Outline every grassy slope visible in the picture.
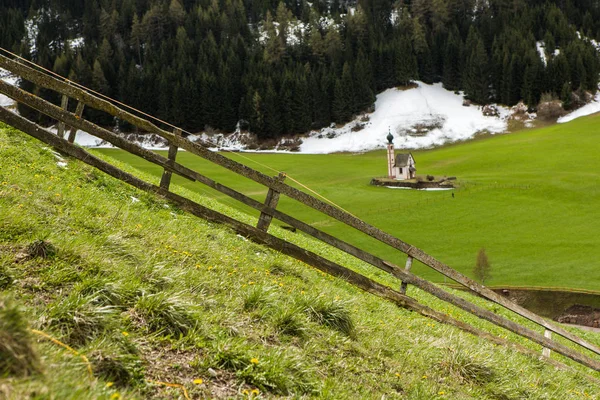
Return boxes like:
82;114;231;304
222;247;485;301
99;113;600;290
1;124;600;399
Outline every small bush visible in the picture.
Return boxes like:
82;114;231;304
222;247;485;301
132;292;197;337
427;175;435;182
0;298;41;377
473;248;491;284
537;93;565;120
298;295;354;337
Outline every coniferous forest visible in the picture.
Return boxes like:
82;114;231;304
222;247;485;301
1;0;599;140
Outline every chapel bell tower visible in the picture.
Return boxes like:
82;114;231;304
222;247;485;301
386;130;395;179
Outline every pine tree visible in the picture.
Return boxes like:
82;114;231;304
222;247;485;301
442;25;463;91
463;28;489;104
263;80;282;138
396;35;417;86
332;62;354;122
561;81;572;110
353;50;375;111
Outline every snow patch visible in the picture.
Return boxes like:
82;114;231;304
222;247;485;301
387;186;454;191
557;92;600;123
300;82;508;154
536;41;547;66
68;37;84;50
0;69;18;108
258;20;308;46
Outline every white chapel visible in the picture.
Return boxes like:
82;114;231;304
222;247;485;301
386;132;416;180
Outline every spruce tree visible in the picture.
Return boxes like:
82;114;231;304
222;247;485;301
396;35;417;86
463;29;489;104
442;25;463;91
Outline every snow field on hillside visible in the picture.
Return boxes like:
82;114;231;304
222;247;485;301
299;82;509;154
558;92;600;123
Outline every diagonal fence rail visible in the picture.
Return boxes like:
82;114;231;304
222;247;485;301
2;51;600;376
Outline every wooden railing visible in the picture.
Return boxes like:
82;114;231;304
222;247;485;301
2;51;600;376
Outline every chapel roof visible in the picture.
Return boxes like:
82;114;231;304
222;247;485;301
394;153;414;167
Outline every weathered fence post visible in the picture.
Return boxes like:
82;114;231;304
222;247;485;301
542;329;552;357
67;101;85;143
56;95;69;138
159;128;182;191
256;172;286;232
400;256;413;294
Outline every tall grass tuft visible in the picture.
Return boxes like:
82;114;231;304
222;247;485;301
298;295;355;337
242;286;272;311
439;345;495;385
89;348;144;388
26;239;57;259
272;307;305;337
74;277;133;307
212;340;316;395
44;294;117;347
0;265;12;289
132;292;197;337
0;298;41;377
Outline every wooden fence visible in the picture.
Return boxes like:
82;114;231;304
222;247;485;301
2;51;600;376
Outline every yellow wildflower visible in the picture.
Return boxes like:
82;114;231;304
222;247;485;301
250;358;259;365
110;393;121;400
106;382;114;388
394;373;400;377
193;378;203;385
251;389;259;395
122;331;129;336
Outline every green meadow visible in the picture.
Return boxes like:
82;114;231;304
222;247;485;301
97;113;600;291
3;123;600;398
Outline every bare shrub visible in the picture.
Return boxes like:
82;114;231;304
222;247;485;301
537;92;565;120
473;248;491;284
350;123;364;132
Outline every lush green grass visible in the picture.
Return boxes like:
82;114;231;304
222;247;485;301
98;113;600;290
2;124;600;398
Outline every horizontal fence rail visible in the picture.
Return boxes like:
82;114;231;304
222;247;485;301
2;51;600;376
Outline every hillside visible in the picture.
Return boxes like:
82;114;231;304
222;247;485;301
2;125;600;398
99;111;600;291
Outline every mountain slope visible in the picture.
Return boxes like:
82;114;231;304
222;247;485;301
1;124;600;398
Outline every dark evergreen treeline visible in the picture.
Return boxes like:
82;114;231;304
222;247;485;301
2;0;600;139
